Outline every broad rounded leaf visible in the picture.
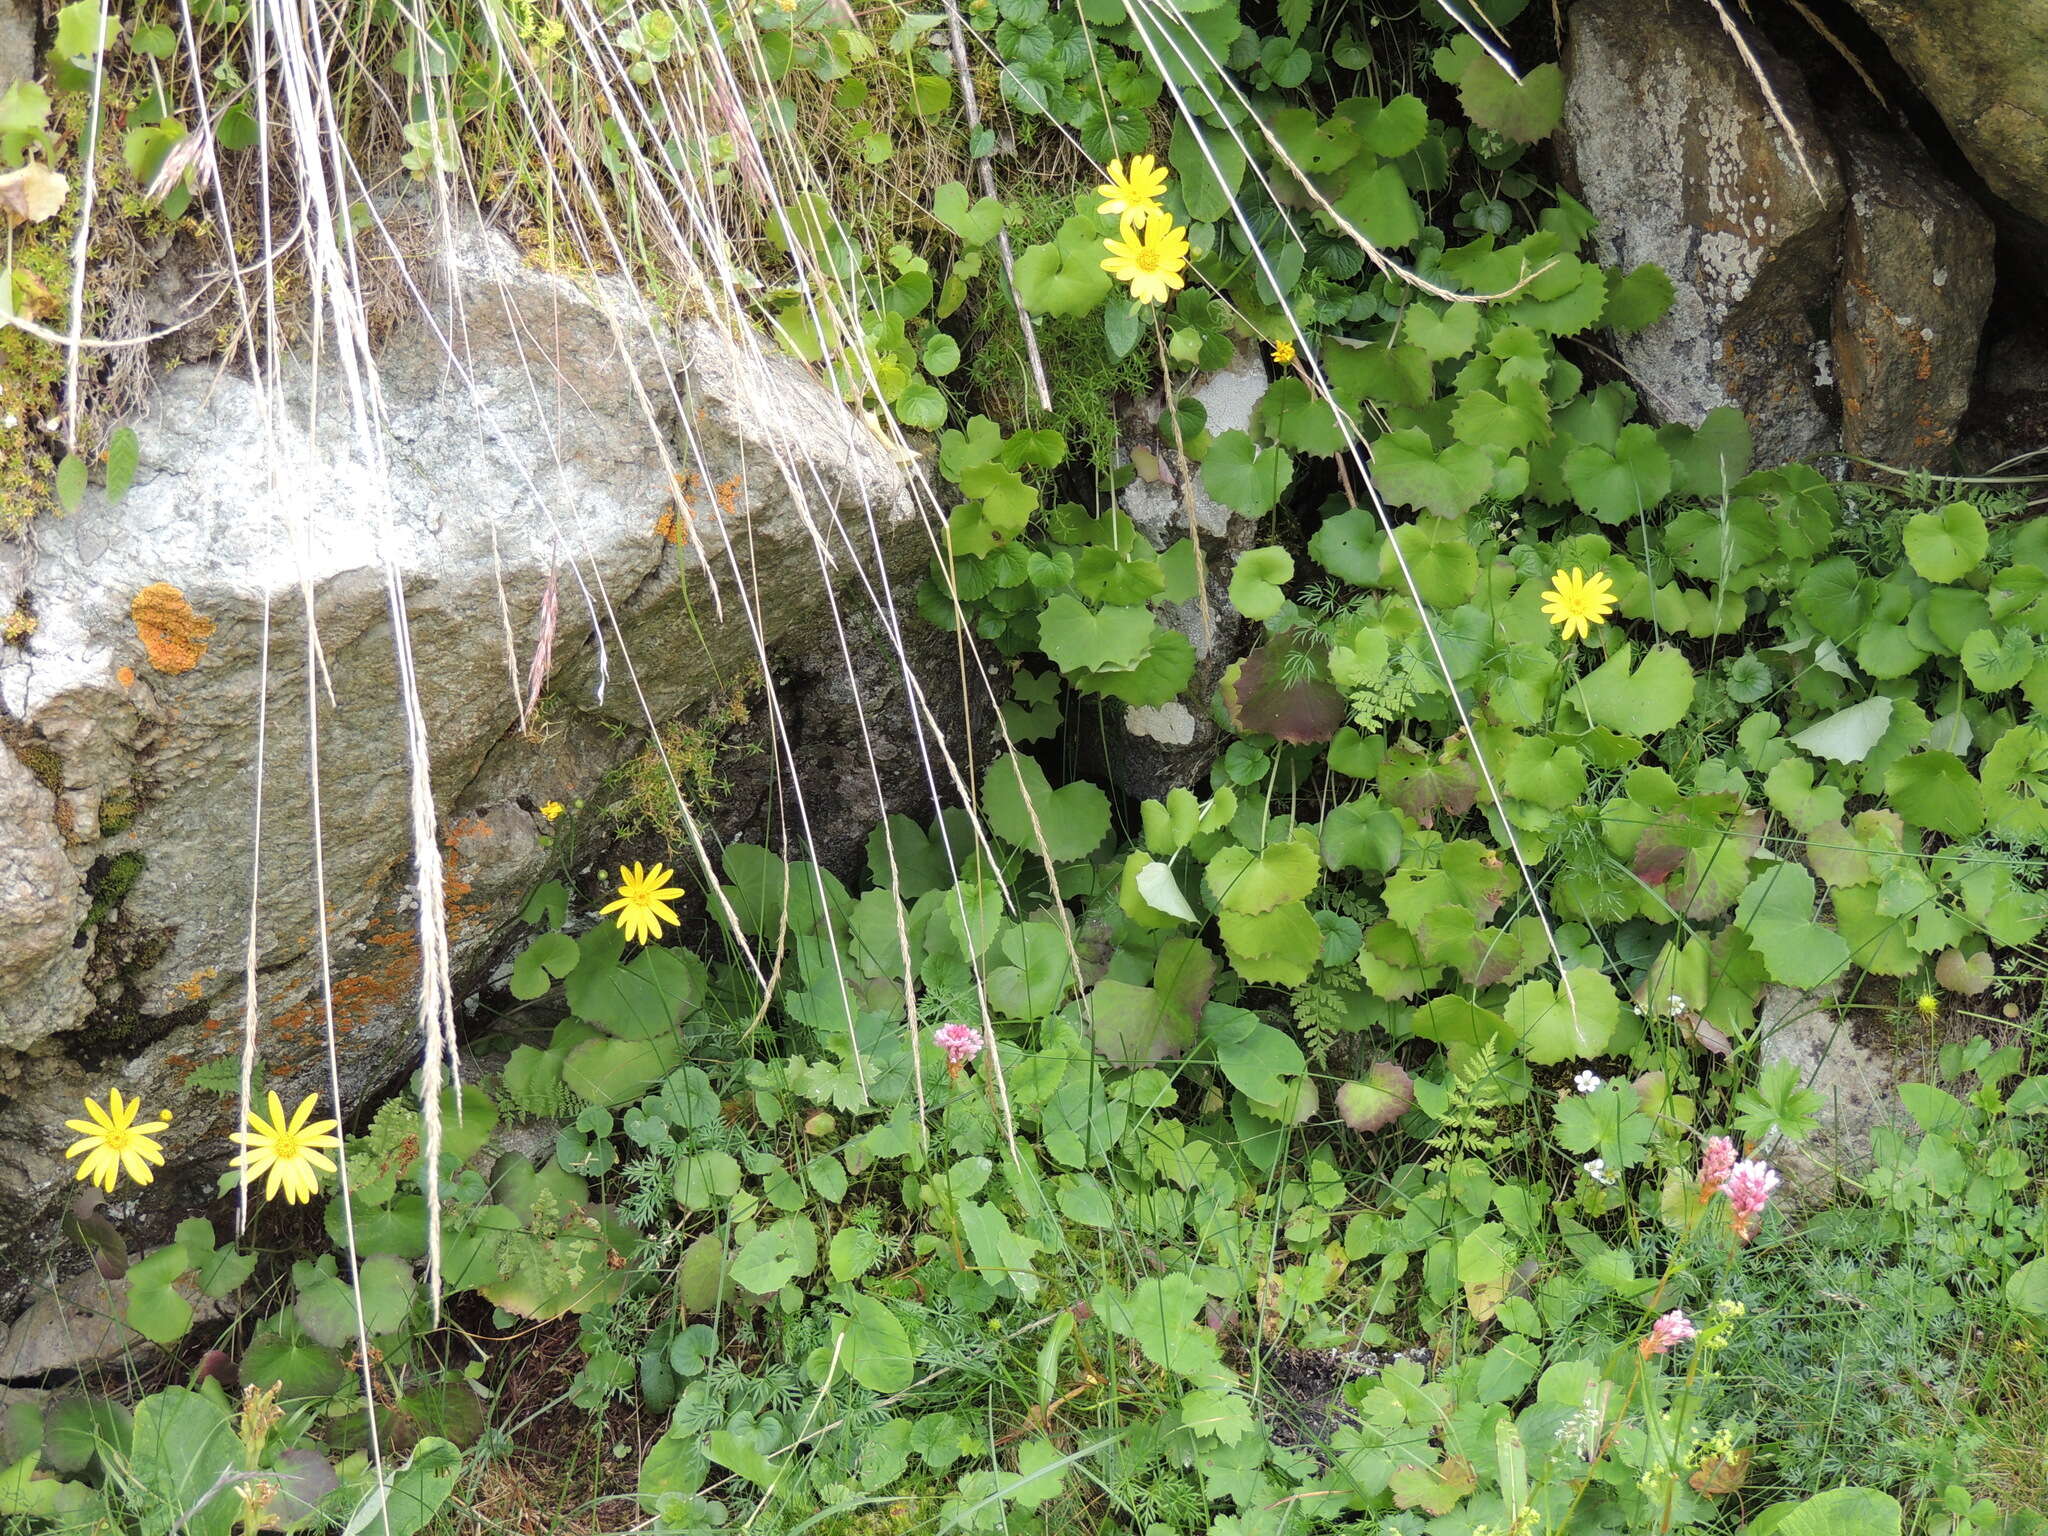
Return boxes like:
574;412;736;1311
1204;838;1320;914
982;752;1110;862
1504;967;1619;1064
1457;58;1563;142
1563;423;1670;522
1337;1062;1415;1133
1203;429;1294;516
837;1295;915;1392
1228;545;1294;620
1883;751;1983;838
1572;643;1694;737
1903;501;1987;583
1788;696;1893;765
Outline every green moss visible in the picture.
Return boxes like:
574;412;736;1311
99;788;139;835
82;851;146;930
602;678;760;842
954;186;1160;470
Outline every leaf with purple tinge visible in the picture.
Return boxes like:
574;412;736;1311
1222;634;1345;744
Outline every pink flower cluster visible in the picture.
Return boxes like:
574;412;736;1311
1726;1159;1781;1242
1696;1136;1780;1242
933;1023;985;1072
1639;1309;1697;1358
1698;1135;1737;1200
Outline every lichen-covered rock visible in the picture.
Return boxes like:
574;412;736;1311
1832;120;1996;468
0;227;947;1311
1756;983;1914;1201
0;1246;235;1378
1559;0;1844;463
0;0;34;94
1111;347;1266;800
1845;0;2048;222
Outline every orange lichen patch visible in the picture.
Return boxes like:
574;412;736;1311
713;473;742;523
654;509;686;546
256;821;499;1082
131;583;216;674
176;968;219;1001
116;665;136;687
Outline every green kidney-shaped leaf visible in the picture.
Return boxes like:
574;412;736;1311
1204;838;1319;914
1759;1486;1902;1536
1369;427;1492;518
1203;429;1294;516
1229;545;1293;620
1036;595;1153;674
837;1295;915;1392
1903;501;1987;583
1735;862;1850;990
1563;423;1670;522
1883;751;1983;838
1504;968;1618;1064
982;752;1110;862
1457;58;1563;142
1572;642;1694;736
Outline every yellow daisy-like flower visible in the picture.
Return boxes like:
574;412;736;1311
1540;567;1617;643
1101;214;1190;308
601;860;685;945
539;800;566;822
1271;340;1297;365
64;1088;169;1195
1094;153;1169;227
229;1091;343;1205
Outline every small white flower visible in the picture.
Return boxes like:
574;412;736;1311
1574;1070;1603;1094
1583;1158;1615;1186
1667;993;1687;1013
